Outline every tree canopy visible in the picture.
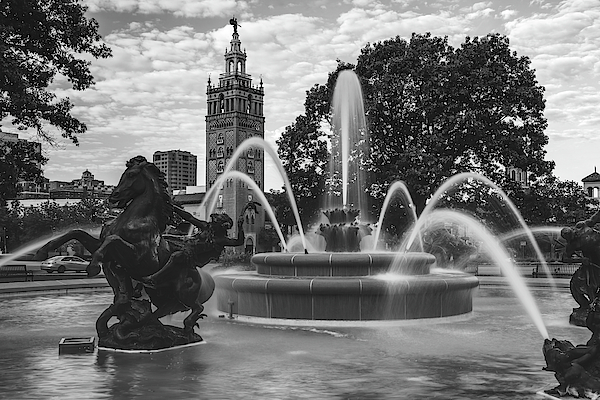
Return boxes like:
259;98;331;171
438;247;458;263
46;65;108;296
0;0;112;144
277;33;555;220
0;198;108;251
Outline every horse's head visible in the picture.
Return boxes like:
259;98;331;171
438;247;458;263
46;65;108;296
110;156;151;208
109;156;173;229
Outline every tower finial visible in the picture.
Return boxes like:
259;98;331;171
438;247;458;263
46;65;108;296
229;17;240;34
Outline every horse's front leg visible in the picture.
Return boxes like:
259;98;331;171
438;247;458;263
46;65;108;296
34;229;101;261
96;261;134;337
88;234;137;277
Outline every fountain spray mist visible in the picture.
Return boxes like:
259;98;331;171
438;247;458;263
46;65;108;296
198;137;308;252
398;209;550;339
201;170;288;251
403;172;556;289
372;180;421;251
331;70;369;211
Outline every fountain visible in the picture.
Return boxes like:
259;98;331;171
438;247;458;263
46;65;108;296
213;70;479;322
3;67;599;398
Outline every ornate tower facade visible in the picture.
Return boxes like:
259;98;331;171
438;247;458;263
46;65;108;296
205;21;265;253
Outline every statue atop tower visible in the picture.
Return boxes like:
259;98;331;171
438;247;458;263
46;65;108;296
229;17;240;34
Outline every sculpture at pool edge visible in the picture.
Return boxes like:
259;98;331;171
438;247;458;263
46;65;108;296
561;211;600;326
543;302;600;398
34;156;250;350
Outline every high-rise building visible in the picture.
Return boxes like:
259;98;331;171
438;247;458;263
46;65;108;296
1;132;47;195
153;150;197;193
205;19;265;253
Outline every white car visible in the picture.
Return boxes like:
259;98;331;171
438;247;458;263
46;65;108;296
41;256;89;273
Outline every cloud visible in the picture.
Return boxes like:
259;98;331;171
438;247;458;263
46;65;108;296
29;0;600;188
84;0;249;17
500;9;517;19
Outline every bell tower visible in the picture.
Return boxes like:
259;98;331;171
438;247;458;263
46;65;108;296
205;18;265;253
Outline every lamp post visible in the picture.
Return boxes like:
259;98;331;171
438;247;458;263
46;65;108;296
0;227;6;253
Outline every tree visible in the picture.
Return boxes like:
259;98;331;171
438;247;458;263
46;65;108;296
357;33;553;213
3;198;109;250
264;189;295;229
276;114;328;227
280;33;553;219
512;176;599;226
0;0;112;144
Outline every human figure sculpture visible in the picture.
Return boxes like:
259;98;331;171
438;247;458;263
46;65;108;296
561;211;600;326
543;303;600;397
142;203;256;288
229;17;239;34
318;224;334;252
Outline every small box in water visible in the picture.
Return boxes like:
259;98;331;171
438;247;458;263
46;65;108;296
59;337;96;354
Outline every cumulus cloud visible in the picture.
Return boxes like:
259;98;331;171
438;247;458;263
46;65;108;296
27;0;600;187
84;0;249;17
500;9;517;19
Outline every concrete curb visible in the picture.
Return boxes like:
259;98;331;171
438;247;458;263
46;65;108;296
0;278;110;297
0;275;570;298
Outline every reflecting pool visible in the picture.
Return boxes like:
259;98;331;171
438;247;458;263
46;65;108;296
0;285;586;399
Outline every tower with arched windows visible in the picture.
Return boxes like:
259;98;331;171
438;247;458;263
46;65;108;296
205;21;265;253
583;168;600;199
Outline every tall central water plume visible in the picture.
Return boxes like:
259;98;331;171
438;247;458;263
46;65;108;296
329;70;369;212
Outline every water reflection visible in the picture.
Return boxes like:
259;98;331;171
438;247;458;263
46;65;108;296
0;289;590;399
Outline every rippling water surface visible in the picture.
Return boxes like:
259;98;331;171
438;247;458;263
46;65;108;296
0;286;590;399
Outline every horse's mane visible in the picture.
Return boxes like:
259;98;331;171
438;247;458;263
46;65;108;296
143;162;173;229
126;156;173;230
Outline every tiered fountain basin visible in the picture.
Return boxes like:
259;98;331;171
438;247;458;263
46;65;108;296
214;252;479;321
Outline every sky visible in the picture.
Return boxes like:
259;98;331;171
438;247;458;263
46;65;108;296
8;0;600;190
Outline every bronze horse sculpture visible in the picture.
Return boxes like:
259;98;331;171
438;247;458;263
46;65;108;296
35;156;245;350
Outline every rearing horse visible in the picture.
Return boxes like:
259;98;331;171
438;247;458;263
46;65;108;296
34;156;215;339
88;155;175;336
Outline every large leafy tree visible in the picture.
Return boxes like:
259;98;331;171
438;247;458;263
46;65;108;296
276;112;329;227
511;176;598;226
279;33;554;222
0;0;110;215
357;33;553;213
1;0;112;144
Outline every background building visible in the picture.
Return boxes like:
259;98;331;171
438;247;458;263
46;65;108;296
13;169;115;206
583;168;600;199
205;22;265;253
47;169;114;199
507;166;530;188
153;150;198;193
1;132;47;196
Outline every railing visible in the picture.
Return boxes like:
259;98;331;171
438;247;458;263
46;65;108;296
464;261;581;278
531;262;580;278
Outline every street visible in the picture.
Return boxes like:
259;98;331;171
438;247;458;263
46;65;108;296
0;261;104;283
